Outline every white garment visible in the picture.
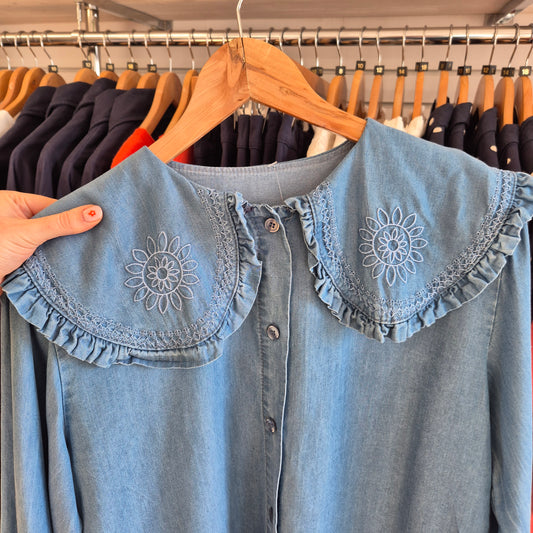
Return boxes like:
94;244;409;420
307;126;347;157
0;109;15;138
383;114;427;138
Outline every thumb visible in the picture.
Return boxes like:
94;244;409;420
25;204;103;246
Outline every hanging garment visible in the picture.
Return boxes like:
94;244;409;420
262;111;282;164
193;125;222;166
0;109;15;137
236;114;251;167
56;89;124;198
33;78;116;198
1;119;531;532
423;101;454;145
220;115;237;167
0;86;56;189
5;82;91;193
470;107;500;168
446;102;472;151
306;126;346;157
519;115;533;174
249;114;264;166
275;114;314;162
80;88;174;186
382;115;427;138
497;123;522;172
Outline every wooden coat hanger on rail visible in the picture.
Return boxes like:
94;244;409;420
346;28;366;117
435;26;454;107
149;36;366;163
473;28;499;116
391;27;408;119
366;27;384;121
455;26;471;105
325;28;347;108
495;26;520;129
411;28;427;120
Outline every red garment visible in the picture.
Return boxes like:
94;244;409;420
111;127;194;168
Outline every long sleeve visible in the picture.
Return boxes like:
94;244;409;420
487;227;533;531
1;295;80;532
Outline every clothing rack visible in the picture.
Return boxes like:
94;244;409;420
1;26;532;48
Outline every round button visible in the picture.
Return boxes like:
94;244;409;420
265;417;277;433
266;324;280;340
264;218;280;233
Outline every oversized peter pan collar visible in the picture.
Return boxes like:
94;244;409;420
3;119;533;367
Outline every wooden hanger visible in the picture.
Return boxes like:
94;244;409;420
326;29;347;108
392;27;408;119
367;27;384;120
411;27;427;120
36;35;66;88
347;28;366;116
100;69;119;82
495;26;520;129
435;26;454;107
73;32;97;84
0;70;13;102
116;69;141;90
515;69;533;124
0;67;28;109
473;28;498;116
454;26;471;105
4;66;44;116
137;71;160;89
150;37;366;163
164;69;198;133
140;71;182;134
98;34;119;82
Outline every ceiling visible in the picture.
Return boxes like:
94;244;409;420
2;0;532;25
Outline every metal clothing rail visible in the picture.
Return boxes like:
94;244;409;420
1;26;533;48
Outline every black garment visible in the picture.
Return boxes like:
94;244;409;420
497;123;521;172
472;107;499;168
262;111;282;164
519;115;533;174
236;114;251;167
275;115;314;162
193;126;222;166
81;89;175;185
424;102;454;145
57;89;124;198
220;115;237;167
6;82;91;193
34;78;116;198
299;123;314;157
0;86;55;190
446;102;472;151
249;114;264;166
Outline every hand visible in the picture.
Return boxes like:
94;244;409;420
0;191;103;295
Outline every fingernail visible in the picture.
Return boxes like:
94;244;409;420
82;205;103;222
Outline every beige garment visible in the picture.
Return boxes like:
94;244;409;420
306;126;347;157
0;109;15;138
383;114;427;138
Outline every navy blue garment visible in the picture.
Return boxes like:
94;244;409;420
249;114;264;166
471;107;499;168
275;114;301;162
299;123;314;158
57;89;124;198
424;102;454;145
236;114;251;167
0;86;55;190
497;123;521;172
193;126;222;166
81;88;175;186
6;82;91;193
262;111;282;164
220;115;237;167
519;115;533;174
34;78;116;198
446;102;472;151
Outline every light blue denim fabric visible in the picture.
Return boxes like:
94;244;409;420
2;119;532;532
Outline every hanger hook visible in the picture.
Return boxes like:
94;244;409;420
40;31;55;66
101;30;113;65
206;28;212;58
298;27;305;66
420;25;427;62
236;0;246;65
401;25;408;67
127;32;135;63
526;23;533;66
463;24;470;66
314;26;321;68
188;29;196;71
280;27;289;52
507;23;520;68
14;32;25;65
336;27;345;67
376;26;382;66
165;30;172;72
0;32;11;70
24;32;38;67
267;27;274;45
144;31;154;65
488;26;499;65
444;24;453;62
77;30;88;61
358;26;365;61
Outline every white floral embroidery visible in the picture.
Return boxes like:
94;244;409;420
124;232;200;314
358;207;428;287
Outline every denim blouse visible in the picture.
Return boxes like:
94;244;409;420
1;119;532;532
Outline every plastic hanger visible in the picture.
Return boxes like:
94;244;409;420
140;32;182;134
347;27;366;116
455;25;471;105
367;27;384;121
150;2;366;163
412;26;427;119
495;24;519;129
136;33;160;89
391;26;408;119
164;30;198;133
0;34;14;102
435;26;454;107
37;34;66;87
473;27;498;116
0;34;29;110
515;24;533;124
73;32;97;84
98;33;119;82
326;28;347;108
116;33;141;90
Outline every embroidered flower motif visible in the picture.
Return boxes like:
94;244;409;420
124;232;200;314
358;207;428;287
